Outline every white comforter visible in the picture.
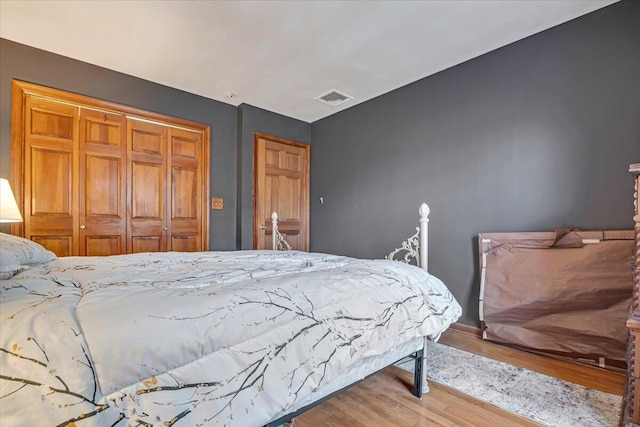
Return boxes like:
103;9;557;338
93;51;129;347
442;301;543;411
0;250;461;426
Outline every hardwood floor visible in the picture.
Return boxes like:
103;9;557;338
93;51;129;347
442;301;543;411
295;325;625;427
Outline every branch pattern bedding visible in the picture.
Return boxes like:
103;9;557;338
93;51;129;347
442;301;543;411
0;234;461;426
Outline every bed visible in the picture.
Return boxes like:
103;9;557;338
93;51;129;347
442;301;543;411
0;203;461;427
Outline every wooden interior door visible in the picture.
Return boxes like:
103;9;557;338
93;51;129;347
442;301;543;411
127;118;167;253
253;133;309;250
23;95;79;256
79;109;127;256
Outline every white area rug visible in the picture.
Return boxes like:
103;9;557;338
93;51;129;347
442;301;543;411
396;341;622;427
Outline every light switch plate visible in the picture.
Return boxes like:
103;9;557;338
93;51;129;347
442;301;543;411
212;197;224;210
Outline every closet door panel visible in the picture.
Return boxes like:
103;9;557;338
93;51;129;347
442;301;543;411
85;156;120;216
171;235;198;252
168;128;202;251
132;236;162;253
85;116;122;147
32;236;72;257
30;108;74;139
24;96;78;256
171;167;197;219
30;148;72;215
127;119;167;253
131;127;163;154
79;110;127;256
172;133;198;158
131;162;163;218
85;236;122;256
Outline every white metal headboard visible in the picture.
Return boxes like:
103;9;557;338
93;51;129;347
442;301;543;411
271;212;292;251
272;203;430;269
385;203;430;271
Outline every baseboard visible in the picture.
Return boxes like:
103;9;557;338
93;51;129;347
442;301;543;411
447;322;482;338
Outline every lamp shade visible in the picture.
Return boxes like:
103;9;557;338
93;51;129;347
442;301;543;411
0;178;23;223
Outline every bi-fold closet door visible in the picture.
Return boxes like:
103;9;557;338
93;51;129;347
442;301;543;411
127;119;205;254
14;81;209;257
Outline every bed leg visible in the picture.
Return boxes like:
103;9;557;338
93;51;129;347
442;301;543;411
413;347;424;398
413;337;430;398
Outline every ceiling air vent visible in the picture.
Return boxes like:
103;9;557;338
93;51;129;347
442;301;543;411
315;89;353;107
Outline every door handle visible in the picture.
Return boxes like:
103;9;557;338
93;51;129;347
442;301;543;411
79;224;86;230
259;224;266;230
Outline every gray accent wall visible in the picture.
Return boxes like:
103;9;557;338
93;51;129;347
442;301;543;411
237;104;311;249
309;1;640;326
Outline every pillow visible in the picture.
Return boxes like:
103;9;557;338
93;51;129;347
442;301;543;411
0;247;23;279
0;233;56;279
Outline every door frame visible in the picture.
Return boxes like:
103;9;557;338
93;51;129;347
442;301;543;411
252;132;310;250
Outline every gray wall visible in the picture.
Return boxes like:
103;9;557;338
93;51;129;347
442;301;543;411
237;104;311;249
309;1;640;326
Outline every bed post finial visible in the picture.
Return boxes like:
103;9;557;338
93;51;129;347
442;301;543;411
271;212;292;251
419;203;429;272
271;212;278;251
419;203;430;221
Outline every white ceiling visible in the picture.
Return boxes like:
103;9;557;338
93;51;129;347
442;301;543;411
0;0;615;123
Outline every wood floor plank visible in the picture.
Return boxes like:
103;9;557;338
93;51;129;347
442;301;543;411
295;326;624;426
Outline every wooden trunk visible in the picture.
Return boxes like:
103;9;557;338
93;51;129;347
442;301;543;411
623;163;640;425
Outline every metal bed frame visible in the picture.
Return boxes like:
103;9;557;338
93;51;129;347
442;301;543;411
264;203;431;427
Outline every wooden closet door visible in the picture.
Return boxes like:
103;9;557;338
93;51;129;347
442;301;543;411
13;81;211;254
23;96;79;256
127;119;168;253
79;109;127;256
168;127;203;252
